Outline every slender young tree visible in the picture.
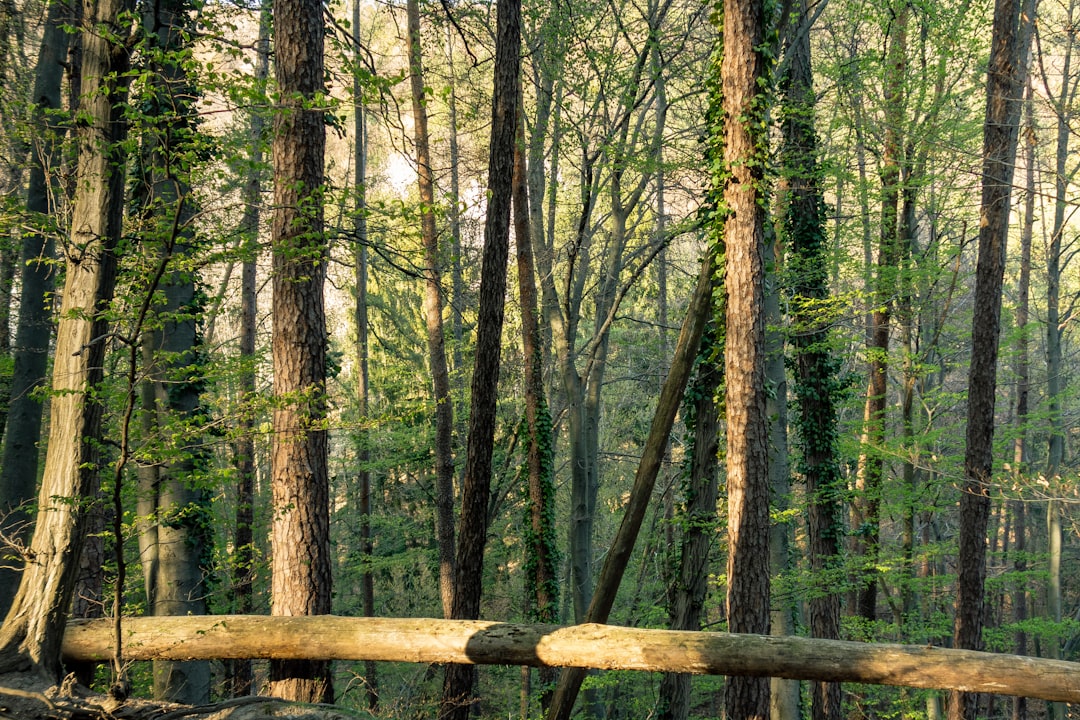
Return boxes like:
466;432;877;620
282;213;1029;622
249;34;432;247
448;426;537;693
226;0;269;698
951;0;1035;716
406;0;456;619
440;0;520;714
268;0;333;699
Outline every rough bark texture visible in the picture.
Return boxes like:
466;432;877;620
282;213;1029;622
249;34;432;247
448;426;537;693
406;0;457;619
0;0;131;677
722;0;771;716
269;0;332;700
951;0;1033;716
440;0;520;716
59;616;1080;704
0;0;68;615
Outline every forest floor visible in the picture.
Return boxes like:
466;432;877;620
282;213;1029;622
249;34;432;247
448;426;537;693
0;673;372;720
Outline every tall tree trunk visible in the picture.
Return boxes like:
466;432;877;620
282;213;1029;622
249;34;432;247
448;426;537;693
407;0;456;619
440;0;520;714
782;2;842;718
721;1;771;718
353;0;377;708
0;0;69;615
1011;78;1034;720
514;115;558;715
951;0;1034;715
227;0;269;698
268;0;332;698
0;0;132;675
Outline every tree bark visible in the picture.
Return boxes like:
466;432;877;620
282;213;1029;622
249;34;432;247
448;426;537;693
60;616;1080;705
951;0;1035;716
722;0;771;716
0;0;132;677
269;0;332;699
440;0;520;715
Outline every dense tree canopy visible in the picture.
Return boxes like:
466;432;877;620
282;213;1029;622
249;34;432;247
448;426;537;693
0;0;1077;717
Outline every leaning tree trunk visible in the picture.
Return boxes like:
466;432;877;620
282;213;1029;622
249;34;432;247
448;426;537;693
268;0;333;700
951;0;1034;716
0;0;132;677
440;0;520;715
0;0;69;616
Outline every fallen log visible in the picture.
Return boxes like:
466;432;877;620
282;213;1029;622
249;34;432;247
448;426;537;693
62;616;1080;703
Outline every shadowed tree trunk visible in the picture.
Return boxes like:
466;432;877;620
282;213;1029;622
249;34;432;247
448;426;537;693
951;0;1034;716
268;0;333;699
782;2;843;718
440;0;520;714
0;0;69;616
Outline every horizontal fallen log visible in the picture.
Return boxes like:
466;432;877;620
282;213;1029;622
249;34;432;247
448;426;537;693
62;616;1080;703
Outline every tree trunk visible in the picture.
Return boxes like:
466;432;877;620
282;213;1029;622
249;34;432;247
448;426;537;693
782;2;842;718
853;0;907;625
268;0;332;699
0;0;132;676
406;0;457;620
440;0;520;715
227;0;269;699
352;0;376;708
0;0;69;615
722;0;771;716
951;0;1034;715
514;115;558;714
62;616;1080;705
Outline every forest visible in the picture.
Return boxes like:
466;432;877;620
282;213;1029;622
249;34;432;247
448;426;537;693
0;0;1073;715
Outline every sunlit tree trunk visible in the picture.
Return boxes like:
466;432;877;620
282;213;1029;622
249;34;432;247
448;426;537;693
721;0;771;717
268;0;332;698
0;0;132;676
